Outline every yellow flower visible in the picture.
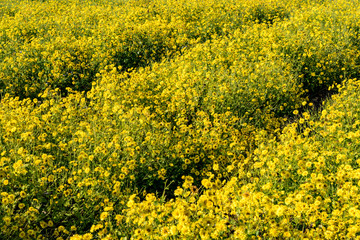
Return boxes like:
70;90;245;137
58;226;65;232
283;231;291;238
174;187;183;196
115;214;123;223
20;191;26;198
275;205;285;217
144;225;153;235
70;235;82;240
3;216;11;225
19;232;26;238
40;221;47;228
48;175;55;182
83;233;93;240
3;180;8;185
100;211;109;221
68;178;74;184
201;179;212;188
2;198;9;205
213;163;219;171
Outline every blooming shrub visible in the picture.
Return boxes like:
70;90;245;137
1;0;360;239
0;0;294;99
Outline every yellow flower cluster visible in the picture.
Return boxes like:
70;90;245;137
123;78;360;239
0;0;294;99
1;0;360;239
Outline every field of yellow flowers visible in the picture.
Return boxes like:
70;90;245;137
1;0;360;239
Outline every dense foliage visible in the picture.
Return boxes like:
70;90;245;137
1;0;360;239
